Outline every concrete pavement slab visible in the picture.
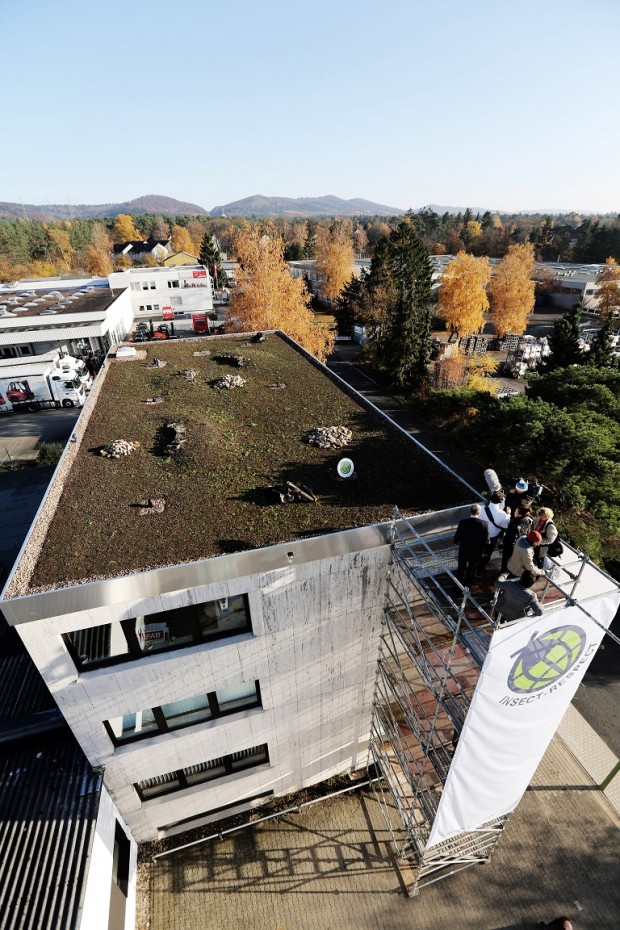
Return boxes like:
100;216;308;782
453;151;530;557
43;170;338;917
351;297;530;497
145;735;619;930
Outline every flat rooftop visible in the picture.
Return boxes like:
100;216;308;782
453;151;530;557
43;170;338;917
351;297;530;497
0;286;117;322
15;334;468;592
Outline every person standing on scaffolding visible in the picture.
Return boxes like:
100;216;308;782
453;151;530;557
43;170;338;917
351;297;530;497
453;504;489;587
478;491;511;573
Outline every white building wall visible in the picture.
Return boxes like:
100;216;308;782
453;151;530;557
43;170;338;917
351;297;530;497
108;267;214;317
79;786;137;930
16;545;388;842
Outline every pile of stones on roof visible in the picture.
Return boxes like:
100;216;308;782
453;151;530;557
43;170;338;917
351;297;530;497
212;374;246;390
138;497;166;516
178;368;199;381
306;426;352;449
99;439;140;458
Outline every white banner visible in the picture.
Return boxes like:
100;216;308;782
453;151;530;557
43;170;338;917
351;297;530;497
426;592;620;848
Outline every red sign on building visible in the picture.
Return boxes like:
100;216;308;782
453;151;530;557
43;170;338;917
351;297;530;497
192;269;207;279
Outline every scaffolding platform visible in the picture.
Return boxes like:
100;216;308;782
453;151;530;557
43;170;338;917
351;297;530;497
368;506;620;896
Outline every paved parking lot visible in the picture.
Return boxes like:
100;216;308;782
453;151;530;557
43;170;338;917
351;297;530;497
146;737;620;930
0;408;78;463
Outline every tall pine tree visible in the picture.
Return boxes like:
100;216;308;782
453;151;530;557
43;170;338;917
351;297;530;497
199;233;224;287
380;219;433;389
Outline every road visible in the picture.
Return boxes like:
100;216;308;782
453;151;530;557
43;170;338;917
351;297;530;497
0;407;80;462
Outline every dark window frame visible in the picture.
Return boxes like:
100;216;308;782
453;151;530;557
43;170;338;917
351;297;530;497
112;821;131;897
103;680;262;747
62;594;252;672
135;743;269;802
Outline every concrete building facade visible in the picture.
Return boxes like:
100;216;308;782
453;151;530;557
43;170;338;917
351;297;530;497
108;265;213;319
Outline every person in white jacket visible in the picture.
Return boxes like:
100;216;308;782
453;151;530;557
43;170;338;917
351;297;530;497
478;491;511;571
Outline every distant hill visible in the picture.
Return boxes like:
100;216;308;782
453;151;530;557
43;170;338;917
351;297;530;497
209;194;405;218
0;195;209;221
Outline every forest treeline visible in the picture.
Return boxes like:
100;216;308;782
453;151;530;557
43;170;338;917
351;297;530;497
1;208;620;282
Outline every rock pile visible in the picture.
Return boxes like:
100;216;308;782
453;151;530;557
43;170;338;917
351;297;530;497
306;426;352;449
150;358;167;368
192;350;212;357
212;375;246;390
144;397;164;405
137;497;166;516
164;422;186;455
251;332;267;343
269;381;287;390
178;368;199;381
99;440;140;458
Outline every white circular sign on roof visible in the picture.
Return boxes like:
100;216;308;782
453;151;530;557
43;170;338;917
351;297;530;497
337;457;355;479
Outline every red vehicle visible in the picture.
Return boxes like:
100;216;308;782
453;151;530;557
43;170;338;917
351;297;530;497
192;312;210;334
6;380;35;403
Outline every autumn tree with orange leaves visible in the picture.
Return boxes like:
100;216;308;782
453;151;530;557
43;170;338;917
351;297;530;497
112;214;141;243
490;242;536;338
228;223;334;362
315;221;355;302
595;257;620;320
438;251;491;337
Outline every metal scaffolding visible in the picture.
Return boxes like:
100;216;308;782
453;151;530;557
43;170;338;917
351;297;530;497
368;509;509;895
369;506;620;897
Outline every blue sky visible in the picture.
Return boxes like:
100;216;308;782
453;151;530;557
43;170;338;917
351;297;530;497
2;0;619;213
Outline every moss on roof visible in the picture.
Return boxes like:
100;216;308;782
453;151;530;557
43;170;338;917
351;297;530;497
30;334;468;589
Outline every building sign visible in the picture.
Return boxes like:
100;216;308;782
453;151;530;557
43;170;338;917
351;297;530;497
137;622;169;648
425;591;620;848
192;269;207;279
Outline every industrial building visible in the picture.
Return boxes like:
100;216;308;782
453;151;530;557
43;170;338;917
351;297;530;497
1;331;617;899
108;265;213;319
0;277;132;360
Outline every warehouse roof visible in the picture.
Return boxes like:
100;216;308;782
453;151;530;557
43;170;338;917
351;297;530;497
9;333;469;592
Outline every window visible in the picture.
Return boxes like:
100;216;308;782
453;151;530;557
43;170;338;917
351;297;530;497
131;282;141;291
112;822;131;896
153;304;160;311
135;744;269;801
63;593;251;671
18;345;33;355
150;281;156;289
142;281;149;291
167;280;179;289
104;681;261;746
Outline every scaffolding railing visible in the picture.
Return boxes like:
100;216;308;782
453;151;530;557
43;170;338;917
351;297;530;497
369;510;512;895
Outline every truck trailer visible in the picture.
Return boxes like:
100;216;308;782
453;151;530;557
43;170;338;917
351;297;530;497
0;357;86;413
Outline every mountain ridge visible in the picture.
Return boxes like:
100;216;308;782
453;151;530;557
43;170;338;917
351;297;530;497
209;194;405;217
0;195;209;221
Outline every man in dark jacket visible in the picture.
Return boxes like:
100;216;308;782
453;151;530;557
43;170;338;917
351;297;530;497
495;571;543;622
454;504;489;586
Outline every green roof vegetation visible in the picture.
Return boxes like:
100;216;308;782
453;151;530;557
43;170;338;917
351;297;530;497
29;334;468;589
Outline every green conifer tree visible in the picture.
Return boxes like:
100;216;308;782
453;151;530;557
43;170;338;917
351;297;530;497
588;316;615;368
381;219;433;389
546;302;585;369
199;233;224;288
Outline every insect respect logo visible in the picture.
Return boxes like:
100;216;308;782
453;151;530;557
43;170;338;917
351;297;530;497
506;625;587;694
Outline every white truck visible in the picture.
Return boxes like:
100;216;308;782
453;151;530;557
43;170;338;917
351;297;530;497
0;356;86;413
57;354;93;390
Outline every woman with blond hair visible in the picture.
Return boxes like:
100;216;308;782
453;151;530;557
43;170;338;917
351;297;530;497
533;506;558;566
